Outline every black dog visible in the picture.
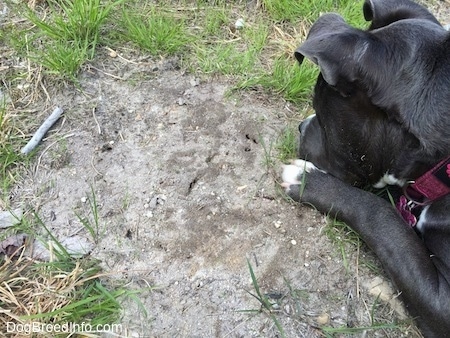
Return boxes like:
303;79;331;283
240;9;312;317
282;0;450;336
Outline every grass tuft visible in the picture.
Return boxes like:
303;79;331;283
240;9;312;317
244;259;286;338
26;0;124;80
0;252;135;335
239;56;319;104
75;186;101;244
119;5;193;56
276;126;299;163
0;212;147;335
261;0;334;22
261;0;367;25
0;102;27;205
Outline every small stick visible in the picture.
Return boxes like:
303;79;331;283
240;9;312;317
92;107;102;135
20;107;64;155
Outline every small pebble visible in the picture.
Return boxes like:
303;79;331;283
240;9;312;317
235;18;245;29
316;313;330;325
284;304;291;314
190;78;200;87
291;239;297;245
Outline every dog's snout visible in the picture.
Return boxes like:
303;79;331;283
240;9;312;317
299;114;315;134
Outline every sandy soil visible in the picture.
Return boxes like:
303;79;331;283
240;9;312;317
8;54;418;338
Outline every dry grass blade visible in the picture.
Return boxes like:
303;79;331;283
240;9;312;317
0;246;123;336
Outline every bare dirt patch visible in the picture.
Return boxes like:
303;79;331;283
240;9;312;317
7;52;423;337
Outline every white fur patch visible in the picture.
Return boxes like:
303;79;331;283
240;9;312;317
415;205;430;232
282;160;318;189
373;173;406;188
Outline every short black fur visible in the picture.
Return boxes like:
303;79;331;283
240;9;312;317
285;0;450;337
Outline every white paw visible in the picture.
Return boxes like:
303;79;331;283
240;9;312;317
282;159;318;189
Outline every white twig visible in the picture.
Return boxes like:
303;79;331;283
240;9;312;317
20;107;64;155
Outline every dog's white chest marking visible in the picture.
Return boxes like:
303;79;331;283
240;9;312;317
373;172;406;188
415;205;430;232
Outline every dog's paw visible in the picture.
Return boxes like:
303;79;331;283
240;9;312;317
282;159;318;191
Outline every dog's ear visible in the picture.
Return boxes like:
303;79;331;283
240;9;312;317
363;0;440;29
294;13;365;88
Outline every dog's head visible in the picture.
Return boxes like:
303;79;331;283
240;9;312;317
296;0;447;187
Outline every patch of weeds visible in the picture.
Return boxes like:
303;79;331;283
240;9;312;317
259;134;276;172
261;0;334;22
237;57;319;105
195;43;258;75
320;293;416;337
242;260;286;338
283;276;309;317
0;21;31;58
324;218;363;272
118;5;193;56
0;101;27;204
324;213;384;274
310;268;410;336
197;5;230;37
0;213;149;335
75;186;101;244
0;247;144;335
276;126;298;163
25;0;124;80
321;322;405;337
261;0;367;25
242;19;270;54
191;11;269;76
236;0;365;102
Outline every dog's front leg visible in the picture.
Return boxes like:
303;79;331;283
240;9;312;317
282;161;450;338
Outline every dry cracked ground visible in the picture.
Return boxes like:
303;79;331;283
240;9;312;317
5;2;450;337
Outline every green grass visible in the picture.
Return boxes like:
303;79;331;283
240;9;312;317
26;0;125;80
201;5;230;37
237;57;319;104
0;101;26;204
6;0;368;96
321;322;406;337
261;0;366;25
119;5;193;56
242;260;286;338
324;218;363;272
262;0;335;22
75;186;102;244
0;212;148;335
276;126;299;163
324;218;384;276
